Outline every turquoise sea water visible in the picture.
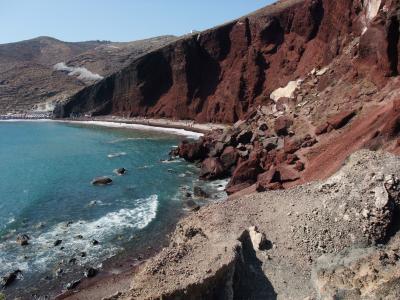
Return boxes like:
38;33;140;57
0;121;226;296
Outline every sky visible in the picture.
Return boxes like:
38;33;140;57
0;0;274;44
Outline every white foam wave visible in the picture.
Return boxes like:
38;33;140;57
107;152;127;158
108;137;156;144
0;195;158;274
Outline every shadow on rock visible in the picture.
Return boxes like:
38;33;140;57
233;231;277;300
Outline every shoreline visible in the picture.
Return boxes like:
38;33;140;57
0;119;229;299
0;116;228;139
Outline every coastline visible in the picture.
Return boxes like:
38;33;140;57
0;117;229;299
0;116;228;139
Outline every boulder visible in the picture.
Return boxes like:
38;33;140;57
315;122;330;135
193;186;210;198
327;110;356;130
1;270;21;288
248;226;268;251
277;165;300;182
91;177;112;185
66;280;81;290
200;158;225;180
256;182;283;192
259;123;268;131
227;157;262;189
286;154;299;164
301;135;317;148
113;168;127;175
208;142;225;157
294;161;305;171
183;199;201;212
177;140;207;162
284;138;302;154
262;137;279;151
257;168;280;186
219;146;239;170
84;267;97;278
54;239;62;247
16;234;30;246
274;116;293;136
226;182;253;195
236;130;253;144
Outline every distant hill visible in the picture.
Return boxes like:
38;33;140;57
0;35;177;113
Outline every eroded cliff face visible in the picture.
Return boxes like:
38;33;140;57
59;0;400;123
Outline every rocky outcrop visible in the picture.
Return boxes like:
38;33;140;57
57;0;400;123
312;245;400;299
117;150;400;299
91;177;112;185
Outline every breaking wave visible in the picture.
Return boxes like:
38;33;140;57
0;195;158;275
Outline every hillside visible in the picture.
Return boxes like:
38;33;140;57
0;35;177;114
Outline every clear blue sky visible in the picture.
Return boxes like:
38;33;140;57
0;0;274;44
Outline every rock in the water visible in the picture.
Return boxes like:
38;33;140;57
91;177;112;185
16;234;30;246
113;168;127;176
66;279;81;290
91;239;99;245
184;199;200;212
84;267;97;278
1;270;21;288
54;239;62;247
193;186;209;198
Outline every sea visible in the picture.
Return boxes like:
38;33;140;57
0;120;227;298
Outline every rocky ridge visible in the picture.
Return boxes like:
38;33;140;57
0;35;177;114
110;150;400;299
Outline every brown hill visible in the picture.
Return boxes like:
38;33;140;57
0;35;177;114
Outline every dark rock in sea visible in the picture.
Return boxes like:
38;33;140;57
91;239;99;245
16;234;30;246
1;270;22;288
66;279;81;290
76;234;83;239
185;192;192;198
69;258;77;264
54;239;62;247
91;177;112;185
193;186;209;198
80;252;87;257
184;199;201;212
84;267;97;278
113;167;127;176
55;268;63;276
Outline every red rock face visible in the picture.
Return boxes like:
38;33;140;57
59;0;400;196
58;0;399;123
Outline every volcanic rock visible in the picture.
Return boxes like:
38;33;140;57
1;270;21;288
16;234;30;246
113;168;127;175
219;146;239;170
327;110;357;130
193;186;209;198
84;267;97;278
91;177;112;185
200;158;225;180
